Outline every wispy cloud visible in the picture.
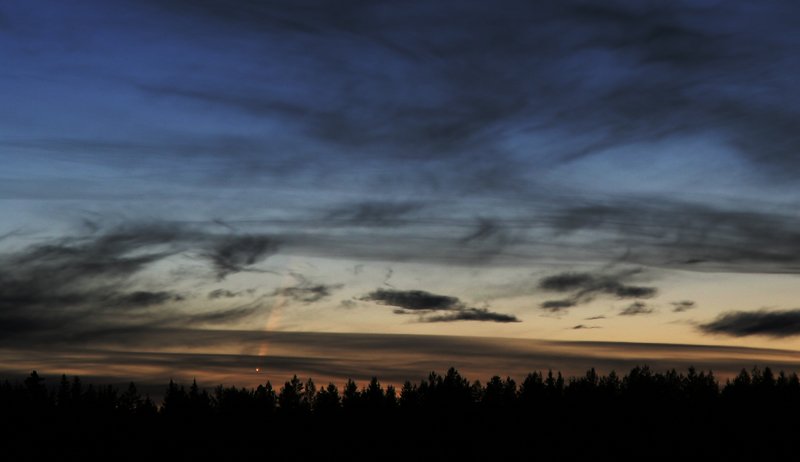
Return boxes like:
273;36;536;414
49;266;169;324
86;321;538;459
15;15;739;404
671;300;696;312
132;0;800;182
0;223;279;342
550;201;800;273
619;302;655;316
273;273;342;304
208;289;242;299
207;235;278;280
538;269;657;313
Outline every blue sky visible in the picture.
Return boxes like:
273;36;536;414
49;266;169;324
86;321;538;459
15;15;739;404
3;0;800;386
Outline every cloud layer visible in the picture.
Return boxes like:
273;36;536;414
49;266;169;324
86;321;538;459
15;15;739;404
4;330;800;395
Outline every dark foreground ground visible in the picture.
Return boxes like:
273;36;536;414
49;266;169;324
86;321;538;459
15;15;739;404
2;366;798;459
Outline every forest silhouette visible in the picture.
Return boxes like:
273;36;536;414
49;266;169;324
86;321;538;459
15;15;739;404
2;365;798;458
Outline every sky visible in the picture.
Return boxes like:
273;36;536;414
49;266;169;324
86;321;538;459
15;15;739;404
3;0;800;389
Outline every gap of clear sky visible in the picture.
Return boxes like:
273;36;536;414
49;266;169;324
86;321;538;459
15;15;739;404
3;0;800;388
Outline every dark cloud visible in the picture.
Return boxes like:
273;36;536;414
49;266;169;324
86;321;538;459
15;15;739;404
585;315;606;320
360;288;518;323
671;300;696;313
614;286;658;298
424;308;519;323
361;289;461;311
113;291;183;308
541;299;578;313
539;273;596;292
538;270;657;312
0;225;184;337
619;302;655;316
572;324;600;330
699;310;800;338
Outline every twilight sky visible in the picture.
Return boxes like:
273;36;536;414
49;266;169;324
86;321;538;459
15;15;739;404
3;0;800;387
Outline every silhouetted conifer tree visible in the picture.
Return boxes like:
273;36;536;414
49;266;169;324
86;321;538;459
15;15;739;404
57;374;71;409
315;383;341;413
385;385;398;409
364;377;385;410
302;378;316;411
399;381;419;410
119;382;141;414
278;375;304;412
519;371;544;407
254;381;277;416
162;379;187;417
342;379;361;410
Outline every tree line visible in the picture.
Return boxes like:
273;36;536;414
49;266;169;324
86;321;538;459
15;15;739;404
2;365;799;418
4;365;800;458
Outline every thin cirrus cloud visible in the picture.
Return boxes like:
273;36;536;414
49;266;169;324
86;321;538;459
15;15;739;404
4;0;800;198
131;0;800;180
9;198;800;277
550;201;800;274
360;289;519;323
